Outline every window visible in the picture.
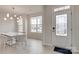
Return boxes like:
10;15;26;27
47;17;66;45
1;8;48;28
54;6;70;12
56;14;67;36
17;16;23;32
31;16;42;32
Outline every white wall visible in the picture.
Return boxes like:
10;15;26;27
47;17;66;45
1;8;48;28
23;15;27;33
42;6;53;46
27;12;43;40
0;13;15;33
72;6;79;53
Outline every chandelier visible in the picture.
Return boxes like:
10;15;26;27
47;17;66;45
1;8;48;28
3;7;21;21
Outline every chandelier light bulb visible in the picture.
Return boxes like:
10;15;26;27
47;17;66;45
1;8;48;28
20;16;22;18
4;18;7;21
14;15;16;17
17;20;19;23
17;17;19;19
10;17;13;20
6;13;9;17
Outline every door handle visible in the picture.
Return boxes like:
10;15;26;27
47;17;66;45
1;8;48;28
52;27;55;32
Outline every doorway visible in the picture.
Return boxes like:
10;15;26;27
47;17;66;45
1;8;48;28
52;6;72;50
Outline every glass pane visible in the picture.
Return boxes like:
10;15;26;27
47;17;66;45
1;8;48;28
37;16;42;24
31;17;37;24
54;6;70;12
17;17;23;32
37;24;42;32
31;24;36;32
56;14;67;36
17;18;23;25
18;25;23;32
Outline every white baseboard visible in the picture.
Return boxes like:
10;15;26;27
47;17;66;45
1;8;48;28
72;47;79;53
42;42;53;47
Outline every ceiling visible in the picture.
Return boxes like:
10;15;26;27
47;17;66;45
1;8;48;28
0;5;43;15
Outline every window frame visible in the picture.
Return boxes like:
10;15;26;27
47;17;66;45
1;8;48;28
30;16;42;33
17;17;24;33
56;14;67;36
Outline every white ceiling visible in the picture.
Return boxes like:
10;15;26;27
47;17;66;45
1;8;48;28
0;5;43;15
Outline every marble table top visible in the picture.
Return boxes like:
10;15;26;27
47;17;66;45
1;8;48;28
1;32;25;37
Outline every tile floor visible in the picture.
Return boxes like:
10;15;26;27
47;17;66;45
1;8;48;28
0;35;55;54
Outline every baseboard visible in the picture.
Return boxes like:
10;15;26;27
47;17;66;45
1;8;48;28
72;47;79;53
42;42;53;47
27;37;42;40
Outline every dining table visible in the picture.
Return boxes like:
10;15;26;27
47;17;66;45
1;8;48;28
1;32;27;47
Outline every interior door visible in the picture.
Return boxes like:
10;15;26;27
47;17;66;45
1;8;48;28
52;6;72;49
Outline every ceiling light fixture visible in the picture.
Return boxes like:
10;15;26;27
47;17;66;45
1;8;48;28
3;7;20;21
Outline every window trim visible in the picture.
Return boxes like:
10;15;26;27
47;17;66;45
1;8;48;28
30;16;42;33
54;6;70;12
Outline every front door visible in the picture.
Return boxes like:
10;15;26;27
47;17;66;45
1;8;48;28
52;6;72;49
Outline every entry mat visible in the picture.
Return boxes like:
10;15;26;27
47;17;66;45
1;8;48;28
54;46;72;54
